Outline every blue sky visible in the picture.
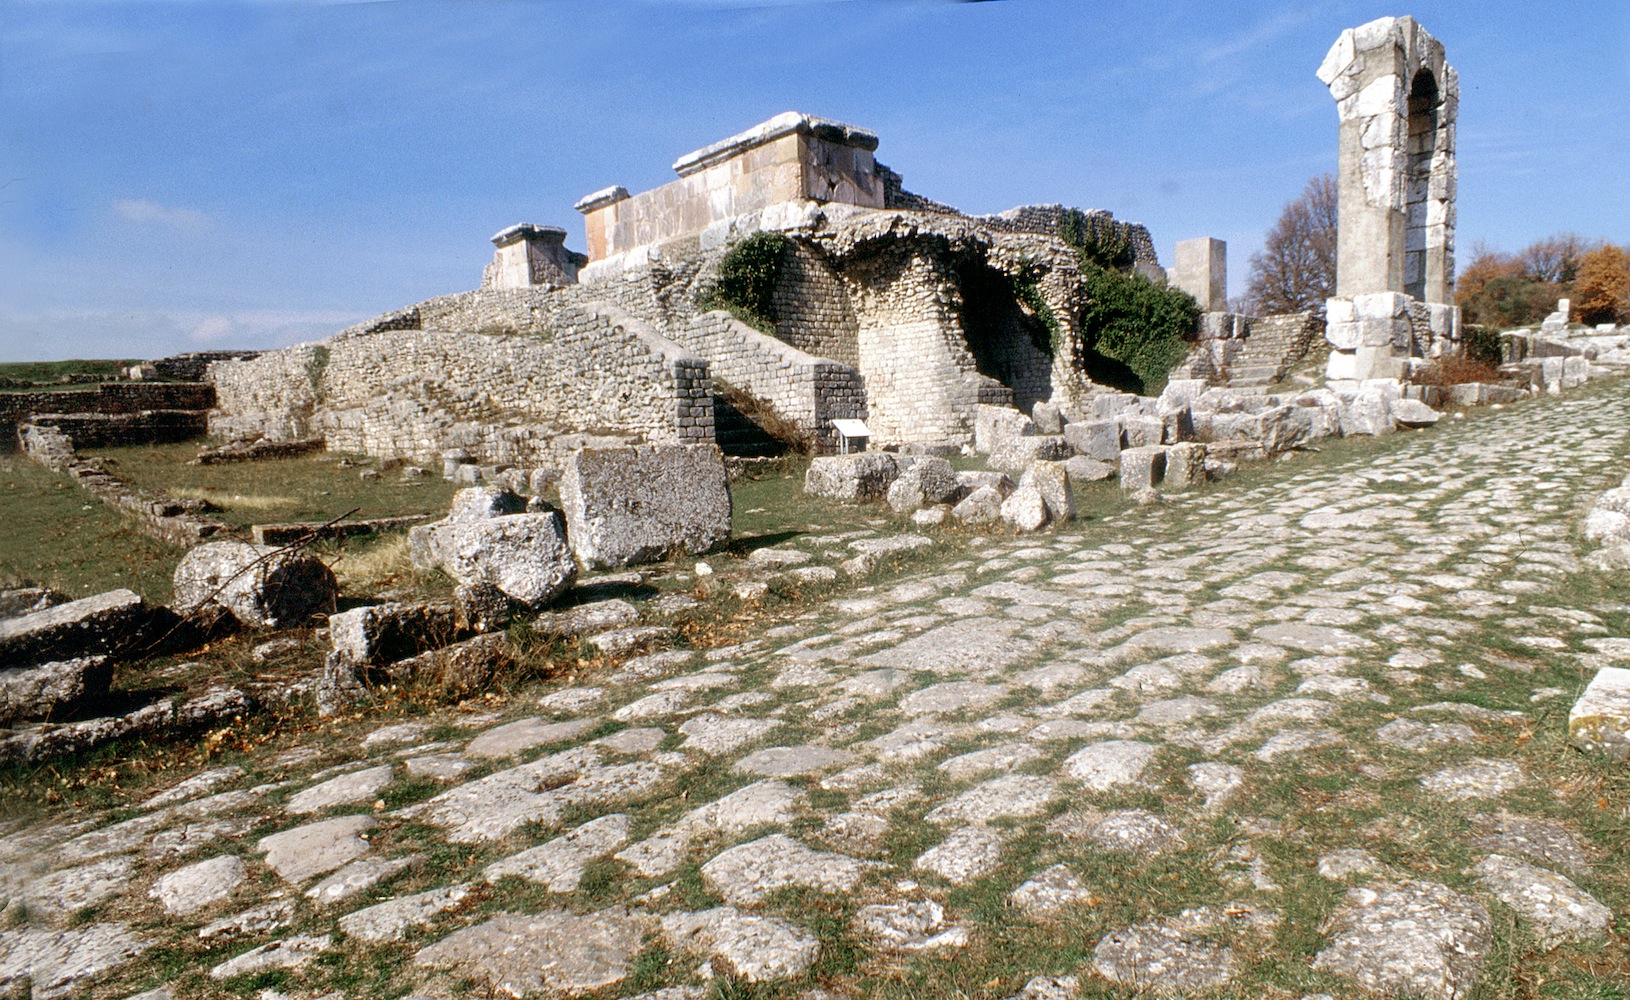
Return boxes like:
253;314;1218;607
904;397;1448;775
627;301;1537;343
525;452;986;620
1;0;1626;361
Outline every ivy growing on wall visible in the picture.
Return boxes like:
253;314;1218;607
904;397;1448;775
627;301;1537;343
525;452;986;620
1058;208;1136;271
1011;269;1064;356
1078;264;1200;396
695;232;791;334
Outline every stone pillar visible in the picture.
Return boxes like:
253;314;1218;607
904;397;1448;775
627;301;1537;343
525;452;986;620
481;224;587;291
1173;238;1227;312
1318;16;1458;380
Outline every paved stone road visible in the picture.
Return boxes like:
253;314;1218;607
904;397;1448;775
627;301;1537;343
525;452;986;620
3;384;1628;1000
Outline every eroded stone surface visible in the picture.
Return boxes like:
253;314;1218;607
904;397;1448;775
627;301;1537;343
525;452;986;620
1313;880;1491;1000
661;907;820;981
414;908;649;997
702;835;879;904
1471;854;1611;947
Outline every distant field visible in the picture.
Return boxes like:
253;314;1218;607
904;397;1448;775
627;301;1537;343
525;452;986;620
0;358;141;385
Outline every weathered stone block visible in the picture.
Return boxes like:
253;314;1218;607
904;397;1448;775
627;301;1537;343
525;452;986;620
805;453;899;502
0;657;111;724
1063;456;1116;482
1119;416;1164;449
1064;420;1120;462
1163;443;1207;490
448;486;528;522
1569;667;1630;761
988;435;1071;473
886;457;962;513
1389;397;1441;427
173;541;338;629
952;486;1005;525
1019;461;1074;522
418;512;577;605
1340;390;1397;436
329;602;464;666
974;405;1035;455
1119;446;1167;492
1000;485;1050;532
1029;401;1064;435
563;444;732;568
0;589;151;664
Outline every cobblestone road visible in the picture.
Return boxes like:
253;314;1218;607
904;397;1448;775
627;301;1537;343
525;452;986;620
4;384;1629;1000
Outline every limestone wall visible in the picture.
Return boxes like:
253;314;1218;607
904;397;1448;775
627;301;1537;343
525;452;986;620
675;311;864;449
579;114;885;262
208;303;712;468
770;242;860;367
1;383;217;452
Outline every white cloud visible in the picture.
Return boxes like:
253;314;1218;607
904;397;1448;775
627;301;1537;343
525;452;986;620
113;198;211;228
189;314;237;344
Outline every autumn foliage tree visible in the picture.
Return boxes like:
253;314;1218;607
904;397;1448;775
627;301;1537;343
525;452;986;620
1245;174;1337;317
1572;244;1630;325
1456;233;1628;328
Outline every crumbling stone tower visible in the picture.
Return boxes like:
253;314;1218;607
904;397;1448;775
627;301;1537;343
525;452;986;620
1319;16;1459;381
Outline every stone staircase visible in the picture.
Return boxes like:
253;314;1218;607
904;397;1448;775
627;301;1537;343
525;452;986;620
1173;313;1328;393
711;393;787;457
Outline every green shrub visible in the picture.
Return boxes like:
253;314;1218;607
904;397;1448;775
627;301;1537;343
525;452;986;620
1059;208;1136;271
1079;263;1200;395
695;232;790;334
1461;323;1504;366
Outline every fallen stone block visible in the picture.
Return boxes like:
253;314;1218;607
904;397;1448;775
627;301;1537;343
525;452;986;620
1340;390;1396;436
974;405;1035;454
1064;419;1121;462
1029;401;1064;435
411;512;577;607
988;434;1070;473
0;657;111;725
329;602;465;667
952;486;1005;525
1119;446;1167;493
0;589;153;665
1062;456;1115;483
1389;397;1441;427
172;541;338;629
1119;415;1165;449
886;457;963;513
322;633;516;715
806;452;900;501
1163;443;1207;490
561;444;731;569
0;687;253;766
1569;666;1630;761
1019;461;1073;522
1000;485;1050;532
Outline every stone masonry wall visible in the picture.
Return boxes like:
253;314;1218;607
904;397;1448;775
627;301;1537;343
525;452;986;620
208;302;711;468
675;311;864;449
771;242;860;368
843;250;988;447
2;383;216;452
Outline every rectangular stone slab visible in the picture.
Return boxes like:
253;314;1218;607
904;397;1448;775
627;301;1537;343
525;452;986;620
1569;666;1630;761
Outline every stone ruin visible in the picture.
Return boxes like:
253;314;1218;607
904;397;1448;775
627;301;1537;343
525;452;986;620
1319;15;1460;381
205;111;1164;475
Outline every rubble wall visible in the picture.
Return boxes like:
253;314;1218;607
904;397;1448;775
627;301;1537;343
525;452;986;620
2;383;216;452
675;311;865;448
208;304;711;467
771;242;860;368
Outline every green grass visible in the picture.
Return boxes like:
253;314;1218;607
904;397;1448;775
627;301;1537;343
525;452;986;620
87;440;463;528
0;454;184;599
0;358;141;385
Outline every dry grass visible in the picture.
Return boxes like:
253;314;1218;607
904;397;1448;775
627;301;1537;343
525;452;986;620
1411;355;1507;386
328;534;417;591
169;485;300;511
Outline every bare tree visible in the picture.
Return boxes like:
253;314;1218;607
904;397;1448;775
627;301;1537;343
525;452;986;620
1245;174;1337;318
